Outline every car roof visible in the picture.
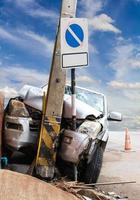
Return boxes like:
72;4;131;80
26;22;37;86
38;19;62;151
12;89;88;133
42;83;105;99
66;84;105;97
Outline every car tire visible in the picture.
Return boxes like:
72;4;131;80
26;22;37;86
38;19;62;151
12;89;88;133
84;144;103;184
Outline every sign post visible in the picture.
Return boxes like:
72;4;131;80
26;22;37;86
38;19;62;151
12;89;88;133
61;18;88;129
71;68;76;131
61;17;88;181
61;18;88;68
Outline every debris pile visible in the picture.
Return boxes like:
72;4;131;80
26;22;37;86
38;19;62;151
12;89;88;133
0;169;130;200
55;181;129;200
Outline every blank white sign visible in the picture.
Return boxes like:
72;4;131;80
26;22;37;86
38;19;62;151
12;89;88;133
61;18;88;68
62;53;88;68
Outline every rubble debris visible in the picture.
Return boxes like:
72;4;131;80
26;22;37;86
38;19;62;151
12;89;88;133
80;181;136;186
107;192;116;196
54;181;129;200
0;167;130;200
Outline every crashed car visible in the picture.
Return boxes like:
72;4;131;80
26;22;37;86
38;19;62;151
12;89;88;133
58;86;122;183
3;85;122;183
4;99;41;154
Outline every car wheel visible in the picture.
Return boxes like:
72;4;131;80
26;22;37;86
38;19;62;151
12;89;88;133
84;144;103;184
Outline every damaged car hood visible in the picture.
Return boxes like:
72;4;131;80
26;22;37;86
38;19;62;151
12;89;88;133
19;85;101;119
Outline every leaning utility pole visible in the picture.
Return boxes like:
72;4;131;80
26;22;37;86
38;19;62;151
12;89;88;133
36;0;77;179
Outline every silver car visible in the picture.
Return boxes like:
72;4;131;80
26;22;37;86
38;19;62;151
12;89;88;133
58;85;122;183
4;85;122;182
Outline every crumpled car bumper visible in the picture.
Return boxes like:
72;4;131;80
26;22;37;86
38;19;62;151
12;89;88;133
4;115;39;151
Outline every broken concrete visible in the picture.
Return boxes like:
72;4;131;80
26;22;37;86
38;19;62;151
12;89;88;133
0;170;79;200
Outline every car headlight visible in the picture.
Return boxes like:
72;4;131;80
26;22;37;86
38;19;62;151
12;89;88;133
78;120;102;139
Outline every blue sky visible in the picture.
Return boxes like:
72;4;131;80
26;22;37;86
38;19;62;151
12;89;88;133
0;0;140;129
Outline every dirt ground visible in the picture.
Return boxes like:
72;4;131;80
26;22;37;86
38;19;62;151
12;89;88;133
98;131;140;200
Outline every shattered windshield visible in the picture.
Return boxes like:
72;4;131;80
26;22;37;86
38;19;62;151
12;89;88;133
65;86;104;113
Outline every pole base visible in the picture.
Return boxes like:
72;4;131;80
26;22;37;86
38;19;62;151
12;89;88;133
36;165;54;179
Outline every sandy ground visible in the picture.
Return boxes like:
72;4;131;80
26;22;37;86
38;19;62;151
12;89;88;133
98;131;140;200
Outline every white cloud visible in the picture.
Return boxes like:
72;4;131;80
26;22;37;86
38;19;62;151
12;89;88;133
0;87;18;98
77;75;95;83
106;86;140;117
0;26;53;57
22;30;54;54
66;67;102;92
80;0;103;17
9;0;33;6
0;59;49;99
9;0;58;20
89;44;99;54
109;37;140;79
108;81;140;89
13;0;35;7
107;37;140;108
123;90;140;101
0;64;49;89
129;59;140;68
80;0;120;34
89;14;121;33
28;8;58;19
104;37;140;127
0;27;18;41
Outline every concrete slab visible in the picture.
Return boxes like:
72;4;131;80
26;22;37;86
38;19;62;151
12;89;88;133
0;170;79;200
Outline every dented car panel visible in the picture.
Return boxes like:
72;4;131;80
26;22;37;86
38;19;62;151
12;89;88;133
4;115;39;151
60;129;90;163
60;121;102;164
4;99;40;152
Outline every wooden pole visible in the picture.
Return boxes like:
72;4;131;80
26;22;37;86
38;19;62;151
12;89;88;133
36;0;78;178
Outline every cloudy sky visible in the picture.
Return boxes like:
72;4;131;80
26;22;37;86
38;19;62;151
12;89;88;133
0;0;140;130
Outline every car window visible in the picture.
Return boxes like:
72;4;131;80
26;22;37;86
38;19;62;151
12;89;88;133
65;86;104;113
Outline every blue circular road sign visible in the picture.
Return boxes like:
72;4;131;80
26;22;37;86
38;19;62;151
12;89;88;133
65;24;84;48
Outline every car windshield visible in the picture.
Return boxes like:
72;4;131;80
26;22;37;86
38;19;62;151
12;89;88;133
65;86;104;113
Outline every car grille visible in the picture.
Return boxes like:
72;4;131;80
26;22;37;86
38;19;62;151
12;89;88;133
29;120;40;133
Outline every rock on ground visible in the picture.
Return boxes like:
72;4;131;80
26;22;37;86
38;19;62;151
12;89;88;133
0;170;79;200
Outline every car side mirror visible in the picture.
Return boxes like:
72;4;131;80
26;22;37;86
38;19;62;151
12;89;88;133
108;111;122;121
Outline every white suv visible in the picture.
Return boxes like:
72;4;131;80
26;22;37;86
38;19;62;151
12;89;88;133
4;85;122;183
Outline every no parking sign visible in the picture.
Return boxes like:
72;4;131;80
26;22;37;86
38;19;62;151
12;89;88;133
61;18;88;68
